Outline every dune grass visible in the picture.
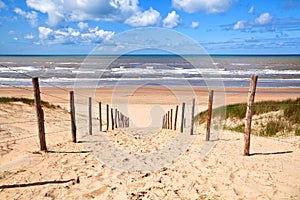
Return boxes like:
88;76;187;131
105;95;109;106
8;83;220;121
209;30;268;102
0;97;60;109
196;98;300;136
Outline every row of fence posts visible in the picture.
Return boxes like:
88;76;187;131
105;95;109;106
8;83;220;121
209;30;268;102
160;75;258;156
32;77;130;151
34;75;258;156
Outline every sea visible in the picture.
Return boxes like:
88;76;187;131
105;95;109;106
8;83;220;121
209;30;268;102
0;55;299;88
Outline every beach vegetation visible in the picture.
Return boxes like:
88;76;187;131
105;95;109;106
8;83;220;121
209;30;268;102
0;97;61;109
196;98;300;137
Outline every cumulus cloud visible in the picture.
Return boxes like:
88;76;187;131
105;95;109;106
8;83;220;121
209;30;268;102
248;6;254;14
232;12;273;30
190;21;199;28
26;0;145;27
78;22;89;31
255;12;273;25
163;11;180;28
38;25;114;44
14;7;38;27
125;7;160;26
172;0;237;14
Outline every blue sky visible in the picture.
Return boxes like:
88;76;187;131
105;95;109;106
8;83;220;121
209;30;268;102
0;0;300;55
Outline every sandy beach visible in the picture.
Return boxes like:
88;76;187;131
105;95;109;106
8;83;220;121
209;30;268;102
0;86;299;199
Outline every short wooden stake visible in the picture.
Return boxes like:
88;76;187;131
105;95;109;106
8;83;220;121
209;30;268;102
106;104;109;131
190;98;195;135
170;109;173;130
167;111;170;129
99;102;102;132
174;105;178;131
244;75;258;156
70;91;76;143
111;108;114;130
206;90;214;141
180;102;186;133
115;109;118;128
88;97;92;135
32;77;47;151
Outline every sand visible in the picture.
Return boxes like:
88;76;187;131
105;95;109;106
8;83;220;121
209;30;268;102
0;86;299;199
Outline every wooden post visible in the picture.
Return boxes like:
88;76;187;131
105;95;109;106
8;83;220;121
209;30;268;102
89;97;92;135
115;109;118;128
174;105;178;131
206;90;214;141
106;104;109;131
190;98;195;135
117;111;121;128
170;109;173;130
111;108;114;130
162;115;165;129
70;91;76;143
167;111;170;129
244;75;258;156
32;77;47;151
180;102;185;133
99;102;102;132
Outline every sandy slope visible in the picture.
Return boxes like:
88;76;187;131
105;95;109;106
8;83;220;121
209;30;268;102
0;86;299;199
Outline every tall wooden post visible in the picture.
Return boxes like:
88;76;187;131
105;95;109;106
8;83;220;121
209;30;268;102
244;75;258;156
190;98;195;135
99;102;102;132
170;109;173;130
89;97;92;135
174;105;178;131
115;109;118;128
167;111;170;129
180;102;185;133
111;108;114;130
206;90;214;141
70;91;76;143
106;104;109;131
32;77;47;151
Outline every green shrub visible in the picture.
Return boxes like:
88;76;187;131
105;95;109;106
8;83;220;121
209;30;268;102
295;128;300;136
260;120;285;136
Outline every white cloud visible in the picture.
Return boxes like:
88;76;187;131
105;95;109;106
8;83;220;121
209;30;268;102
172;0;237;14
125;7;161;26
233;12;273;30
0;0;6;9
26;0;143;27
24;34;35;39
78;22;89;31
163;11;180;28
38;25;114;44
13;37;18;41
190;21;199;28
14;7;38;27
248;6;254;14
255;12;273;25
38;26;53;40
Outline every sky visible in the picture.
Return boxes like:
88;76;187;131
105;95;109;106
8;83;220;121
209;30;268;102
0;0;300;55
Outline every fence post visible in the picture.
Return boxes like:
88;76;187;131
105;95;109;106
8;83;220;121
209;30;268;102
111;108;114;130
99;102;102;132
32;77;47;151
190;98;195;135
170;109;173;130
115;109;118;128
70;91;76;143
174;105;178;131
180;102;185;133
206;90;214;141
89;97;92;135
106;104;109;131
167;111;170;129
162;115;165;129
244;75;258;156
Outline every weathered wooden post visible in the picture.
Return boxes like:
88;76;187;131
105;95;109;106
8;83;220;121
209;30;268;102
170;109;173;130
115;109;118;128
162;115;165;129
244;75;258;156
99;102;102;132
70;91;76;143
106;104;109;131
174;105;178;131
89;97;92;135
190;98;195;135
167;111;170;129
206;90;214;141
180;102;185;133
32;77;47;151
111;108;114;130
